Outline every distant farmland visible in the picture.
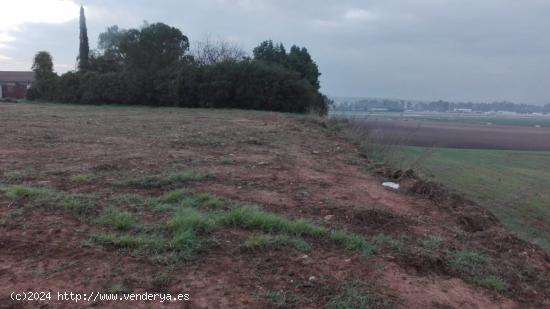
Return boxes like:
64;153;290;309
390;146;550;250
358;119;550;151
340;113;550;250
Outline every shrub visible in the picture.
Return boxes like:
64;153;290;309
95;207;136;230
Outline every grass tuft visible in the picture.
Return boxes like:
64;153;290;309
115;171;207;189
258;290;297;309
475;275;508;293
158;189;226;209
70;173;96;184
244;234;311;252
372;234;404;251
330;230;377;257
3;185;96;218
95;207;136;230
448;250;488;275
168;208;214;233
169;229;202;261
4;185;52;201
420;236;444;251
92;234;155;250
327;283;395;309
219;206;326;236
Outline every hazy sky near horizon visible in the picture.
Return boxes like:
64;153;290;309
1;0;549;104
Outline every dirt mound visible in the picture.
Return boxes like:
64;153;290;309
0;104;548;308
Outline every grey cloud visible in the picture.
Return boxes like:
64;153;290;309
2;0;549;104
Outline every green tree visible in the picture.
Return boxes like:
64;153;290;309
78;5;90;71
287;45;320;90
113;23;189;72
28;51;57;100
31;51;55;80
253;40;286;64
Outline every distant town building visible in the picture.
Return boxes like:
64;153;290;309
0;71;35;99
453;108;473;113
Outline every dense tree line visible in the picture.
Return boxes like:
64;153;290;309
28;10;329;115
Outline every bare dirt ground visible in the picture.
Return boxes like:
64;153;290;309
0;102;548;308
359;119;550;150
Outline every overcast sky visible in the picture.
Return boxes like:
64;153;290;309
1;0;549;104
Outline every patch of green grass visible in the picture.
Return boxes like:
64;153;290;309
219;206;376;256
448;250;488;275
2;185;96;218
150;272;172;292
70;173;96;184
168;229;202;261
386;146;550;251
182;193;226;209
372;234;404;252
327;283;395;309
115;171;208;189
244;234;311;252
95;207;136;230
420;236;444;251
5;184;379;262
218;206;327;237
150;203;178;212
107;283;131;294
258;290;298;309
111;193;150;208
475;275;508;293
158;189;189;204
330;231;377;257
3;185;52;201
158;189;226;209
59;194;96;218
1;169;34;183
168;208;214;233
92;233;157;250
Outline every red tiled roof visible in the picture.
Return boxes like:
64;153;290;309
0;71;35;82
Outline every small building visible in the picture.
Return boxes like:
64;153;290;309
0;71;35;99
453;108;473;113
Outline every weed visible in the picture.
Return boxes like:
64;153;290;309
108;283;131;294
70;173;96;184
448;250;488;275
151;272;172;292
95;207;136;230
219;206;326;237
59;194;96;218
3;185;96;218
158;189;189;204
421;236;444;251
327;283;394;309
372;234;404;252
258;290;297;308
159;189;226;209
92;234;155;250
4;185;52;201
182;193;225;209
244;234;311;252
168;208;214;233
330;231;377;257
1;169;33;183
111;193;149;208
169;229;202;261
151;203;178;213
475;275;507;293
115;171;207;189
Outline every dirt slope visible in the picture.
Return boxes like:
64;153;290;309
0;103;548;308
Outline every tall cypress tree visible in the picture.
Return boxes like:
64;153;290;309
78;5;89;71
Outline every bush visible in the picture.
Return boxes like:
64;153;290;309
32;60;328;114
